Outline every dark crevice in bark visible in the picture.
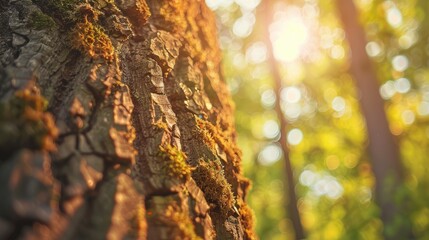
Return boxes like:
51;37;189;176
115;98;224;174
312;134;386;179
0;3;13;66
48;53;80;114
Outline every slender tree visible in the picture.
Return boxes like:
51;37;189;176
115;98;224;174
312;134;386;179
260;0;305;239
336;0;413;239
0;0;254;239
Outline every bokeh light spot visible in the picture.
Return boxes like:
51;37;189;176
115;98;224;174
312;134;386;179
418;102;429;116
402;110;415;125
392;55;409;72
258;144;282;165
380;80;396;99
246;42;267;64
235;0;261;11
261;89;276;108
325;155;340;170
233;13;256;38
300;170;317;186
331;45;345;59
270;8;309;62
287;128;303;145
386;6;403;28
283;104;302;120
366;41;382;57
205;0;234;10
331;96;346;112
263;120;280;139
394;78;411;93
281;86;302;104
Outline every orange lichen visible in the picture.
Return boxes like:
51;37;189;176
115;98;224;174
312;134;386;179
71;20;114;61
135;1;151;24
153;0;213;62
121;0;151;25
196;124;216;150
193;159;235;216
75;3;99;21
154;119;168;131
164;205;202;240
238;200;256;240
196;118;242;170
135;201;147;239
71;5;114;61
158;0;186;34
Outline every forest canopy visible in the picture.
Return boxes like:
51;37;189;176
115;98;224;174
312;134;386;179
208;0;429;239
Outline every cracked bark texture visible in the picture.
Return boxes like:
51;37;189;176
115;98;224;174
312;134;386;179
0;0;254;239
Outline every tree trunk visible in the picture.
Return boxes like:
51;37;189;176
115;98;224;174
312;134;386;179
260;1;305;239
336;0;413;239
0;0;254;239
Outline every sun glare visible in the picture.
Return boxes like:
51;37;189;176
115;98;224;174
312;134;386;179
270;8;310;63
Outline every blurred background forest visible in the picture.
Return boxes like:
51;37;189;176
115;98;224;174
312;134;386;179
206;0;429;239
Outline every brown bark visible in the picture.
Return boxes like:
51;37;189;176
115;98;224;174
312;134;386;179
336;0;413;239
0;0;254;239
260;1;305;239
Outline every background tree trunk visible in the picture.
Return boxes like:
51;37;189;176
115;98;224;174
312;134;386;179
260;1;305;239
336;0;413;239
0;0;254;239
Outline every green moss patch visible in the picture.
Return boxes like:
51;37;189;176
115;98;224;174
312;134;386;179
28;11;57;30
193;159;235;216
158;144;192;181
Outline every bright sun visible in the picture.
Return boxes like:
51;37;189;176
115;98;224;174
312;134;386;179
270;10;310;63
